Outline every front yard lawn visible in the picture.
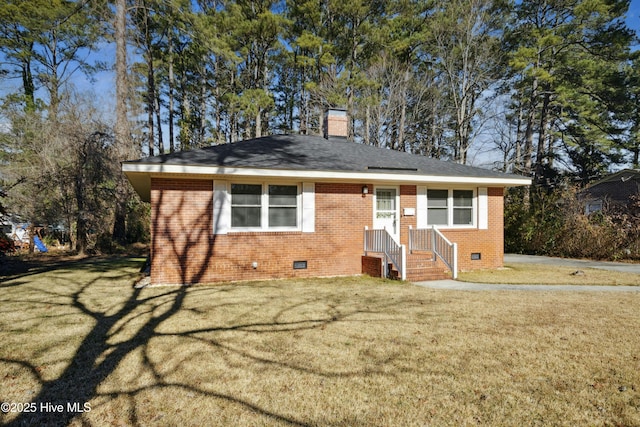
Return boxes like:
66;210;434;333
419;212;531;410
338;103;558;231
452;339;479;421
1;257;639;426
458;263;640;286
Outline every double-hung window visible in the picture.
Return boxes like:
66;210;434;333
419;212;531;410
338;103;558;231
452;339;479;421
427;189;448;226
230;183;299;230
452;190;473;226
426;189;475;227
231;184;262;227
268;185;298;227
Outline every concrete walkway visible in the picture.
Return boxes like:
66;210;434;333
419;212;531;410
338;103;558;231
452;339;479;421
414;254;640;292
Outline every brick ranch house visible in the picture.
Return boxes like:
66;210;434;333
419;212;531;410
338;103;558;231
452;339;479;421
123;110;530;285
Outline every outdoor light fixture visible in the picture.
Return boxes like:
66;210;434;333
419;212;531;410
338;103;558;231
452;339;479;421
362;185;369;195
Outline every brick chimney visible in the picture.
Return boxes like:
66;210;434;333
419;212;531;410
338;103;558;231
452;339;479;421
323;108;348;139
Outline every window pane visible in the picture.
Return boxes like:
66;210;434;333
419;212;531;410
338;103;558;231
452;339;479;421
231;184;261;227
428;208;448;225
269;207;297;227
232;207;261;227
232;184;261;205
269;185;297;227
453;208;472;225
453;190;473;207
269;185;297;206
452;190;473;225
376;190;395;211
427;189;448;208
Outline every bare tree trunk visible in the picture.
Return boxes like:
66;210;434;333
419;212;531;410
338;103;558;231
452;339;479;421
364;104;370;145
255;108;262;138
523;61;540;177
431;100;439;157
300;72;307;135
397;67;410;152
213;57;223;144
168;36;175;152
199;59;207;146
75;177;88;255
515;104;523;169
230;72;238;143
155;91;163;154
523;98;536;175
146;55;155;156
112;0;131;245
181;95;191;150
534;91;550;182
231;112;237;142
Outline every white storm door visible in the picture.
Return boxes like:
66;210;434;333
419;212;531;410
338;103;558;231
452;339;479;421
374;188;400;242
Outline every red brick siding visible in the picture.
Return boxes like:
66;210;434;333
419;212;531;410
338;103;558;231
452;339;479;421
150;179;215;285
362;255;383;278
151;179;373;284
150;178;505;284
399;185;417;246
326;115;348;137
432;188;505;271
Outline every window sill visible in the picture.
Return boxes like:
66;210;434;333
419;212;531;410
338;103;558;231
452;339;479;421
227;230;303;236
427;225;477;230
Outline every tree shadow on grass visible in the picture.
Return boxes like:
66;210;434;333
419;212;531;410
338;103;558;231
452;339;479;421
0;255;146;286
1;263;414;426
1;187;318;427
1;183;416;426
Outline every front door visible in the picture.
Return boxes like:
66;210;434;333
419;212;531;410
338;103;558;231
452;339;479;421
374;187;399;242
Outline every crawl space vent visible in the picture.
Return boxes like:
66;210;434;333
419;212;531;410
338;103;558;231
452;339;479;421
293;261;308;270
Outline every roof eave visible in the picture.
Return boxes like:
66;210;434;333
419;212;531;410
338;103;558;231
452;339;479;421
122;163;531;202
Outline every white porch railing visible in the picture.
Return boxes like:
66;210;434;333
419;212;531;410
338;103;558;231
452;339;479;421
408;226;458;279
363;227;407;280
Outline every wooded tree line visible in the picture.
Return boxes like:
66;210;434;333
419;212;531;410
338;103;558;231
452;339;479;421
0;0;639;254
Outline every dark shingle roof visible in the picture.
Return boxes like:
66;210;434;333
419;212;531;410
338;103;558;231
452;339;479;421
582;169;640;204
125;134;523;180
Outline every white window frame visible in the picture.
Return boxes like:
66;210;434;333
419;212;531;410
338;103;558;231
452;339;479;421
426;189;449;226
426;188;477;228
229;182;302;232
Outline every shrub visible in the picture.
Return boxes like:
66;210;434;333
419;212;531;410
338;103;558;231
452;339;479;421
126;201;150;244
505;185;640;261
95;232;125;254
0;233;15;255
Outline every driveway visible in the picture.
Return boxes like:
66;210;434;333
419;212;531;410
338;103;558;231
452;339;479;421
504;253;640;274
414;254;640;292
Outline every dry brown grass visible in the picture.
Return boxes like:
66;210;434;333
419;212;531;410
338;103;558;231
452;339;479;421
458;263;640;286
1;258;639;426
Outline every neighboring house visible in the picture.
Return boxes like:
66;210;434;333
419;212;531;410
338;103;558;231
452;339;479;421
1;216;27;249
123;109;530;285
0;218;12;236
581;169;640;214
